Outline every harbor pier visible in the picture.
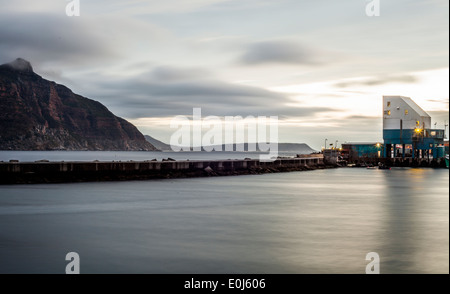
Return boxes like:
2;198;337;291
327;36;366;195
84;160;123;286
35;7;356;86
0;157;326;184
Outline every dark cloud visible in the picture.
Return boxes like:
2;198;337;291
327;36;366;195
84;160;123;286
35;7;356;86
335;75;418;88
83;67;336;119
150;66;214;82
239;41;321;65
0;13;117;68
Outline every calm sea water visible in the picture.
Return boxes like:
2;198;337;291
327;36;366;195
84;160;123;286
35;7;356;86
0;151;296;162
0;165;448;273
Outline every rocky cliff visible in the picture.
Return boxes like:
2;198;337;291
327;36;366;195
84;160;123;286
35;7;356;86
0;58;156;151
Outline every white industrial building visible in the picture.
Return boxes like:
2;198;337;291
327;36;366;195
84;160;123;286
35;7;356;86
382;95;445;159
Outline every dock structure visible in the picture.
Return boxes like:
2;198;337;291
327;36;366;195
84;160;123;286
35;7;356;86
0;157;325;184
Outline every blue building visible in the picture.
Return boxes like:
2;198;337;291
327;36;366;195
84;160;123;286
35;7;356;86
341;142;382;162
383;96;445;159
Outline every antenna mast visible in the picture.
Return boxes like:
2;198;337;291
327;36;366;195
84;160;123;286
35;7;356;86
445;121;448;139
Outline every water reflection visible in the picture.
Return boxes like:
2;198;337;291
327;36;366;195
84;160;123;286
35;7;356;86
0;168;448;273
379;168;449;273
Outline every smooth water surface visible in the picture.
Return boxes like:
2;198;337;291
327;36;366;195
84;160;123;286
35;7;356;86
0;168;448;273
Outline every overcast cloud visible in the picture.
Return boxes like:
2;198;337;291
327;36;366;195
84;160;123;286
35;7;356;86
240;41;323;65
89;67;335;118
334;74;419;88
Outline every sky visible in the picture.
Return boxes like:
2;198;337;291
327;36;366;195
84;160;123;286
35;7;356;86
0;0;448;150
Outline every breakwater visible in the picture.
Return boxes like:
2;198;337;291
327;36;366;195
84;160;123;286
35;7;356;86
0;157;327;184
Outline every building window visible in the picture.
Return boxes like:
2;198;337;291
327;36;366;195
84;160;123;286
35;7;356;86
387;101;391;107
404;109;408;115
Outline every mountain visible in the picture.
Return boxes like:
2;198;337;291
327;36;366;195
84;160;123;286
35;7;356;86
0;58;156;151
144;135;171;151
274;143;316;154
206;143;316;154
163;142;316;153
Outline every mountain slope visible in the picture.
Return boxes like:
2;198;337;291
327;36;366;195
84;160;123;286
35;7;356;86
274;143;316;153
202;143;316;153
144;135;171;151
0;58;156;151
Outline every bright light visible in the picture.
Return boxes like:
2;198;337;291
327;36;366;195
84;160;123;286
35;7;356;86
376;143;381;147
415;128;422;134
